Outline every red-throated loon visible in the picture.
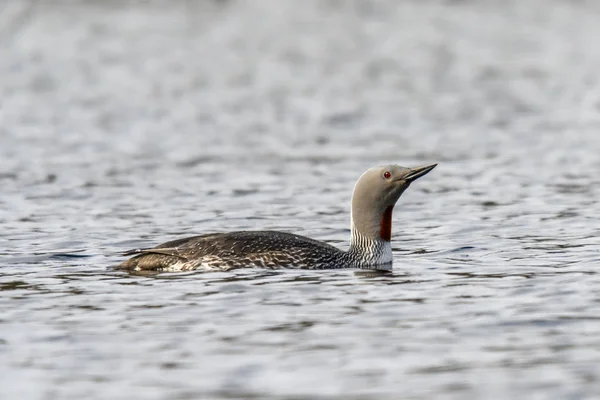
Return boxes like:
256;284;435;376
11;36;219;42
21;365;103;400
118;163;437;272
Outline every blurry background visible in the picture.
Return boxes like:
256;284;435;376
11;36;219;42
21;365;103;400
1;1;599;399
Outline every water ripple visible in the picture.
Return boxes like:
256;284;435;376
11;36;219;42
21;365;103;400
2;1;600;399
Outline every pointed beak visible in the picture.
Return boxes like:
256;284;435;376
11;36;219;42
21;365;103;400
403;163;437;183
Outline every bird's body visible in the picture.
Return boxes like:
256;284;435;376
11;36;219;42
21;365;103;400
118;163;436;272
120;231;349;271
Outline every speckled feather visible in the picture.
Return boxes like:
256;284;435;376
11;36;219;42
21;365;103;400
119;231;354;271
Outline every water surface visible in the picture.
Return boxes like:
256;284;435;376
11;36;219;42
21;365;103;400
1;1;600;399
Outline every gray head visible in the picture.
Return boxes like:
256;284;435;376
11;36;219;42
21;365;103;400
350;164;437;242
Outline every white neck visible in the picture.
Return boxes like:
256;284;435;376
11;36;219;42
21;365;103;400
348;221;393;267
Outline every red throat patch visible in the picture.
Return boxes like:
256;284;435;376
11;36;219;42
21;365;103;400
379;206;393;241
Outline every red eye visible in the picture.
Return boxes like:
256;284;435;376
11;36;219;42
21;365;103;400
383;171;391;179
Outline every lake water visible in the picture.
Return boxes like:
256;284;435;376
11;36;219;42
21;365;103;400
1;1;599;399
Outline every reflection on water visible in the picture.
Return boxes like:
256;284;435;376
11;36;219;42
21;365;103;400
2;0;600;399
